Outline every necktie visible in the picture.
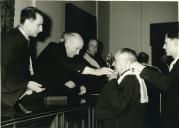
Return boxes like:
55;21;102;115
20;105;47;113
28;40;34;75
29;56;34;75
169;57;179;72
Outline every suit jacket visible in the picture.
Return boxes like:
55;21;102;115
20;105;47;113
140;60;179;128
33;42;86;96
1;28;30;107
95;76;147;128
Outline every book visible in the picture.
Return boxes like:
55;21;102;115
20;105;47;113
43;96;68;105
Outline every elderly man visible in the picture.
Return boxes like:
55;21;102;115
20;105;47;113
33;33;113;96
131;31;179;128
1;7;45;109
95;48;148;128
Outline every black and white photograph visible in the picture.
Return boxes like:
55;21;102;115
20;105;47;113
1;0;179;128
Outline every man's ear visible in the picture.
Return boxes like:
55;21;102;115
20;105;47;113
65;39;70;47
64;39;71;51
176;39;179;53
25;18;34;25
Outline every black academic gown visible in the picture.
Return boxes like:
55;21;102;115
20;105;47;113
1;28;30;107
95;76;148;128
140;60;179;128
33;42;86;96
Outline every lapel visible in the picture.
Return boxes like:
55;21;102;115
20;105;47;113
14;28;30;71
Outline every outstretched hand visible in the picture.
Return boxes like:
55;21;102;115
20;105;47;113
96;67;114;76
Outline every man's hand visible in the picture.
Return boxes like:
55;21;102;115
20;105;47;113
130;61;146;73
107;71;118;81
82;66;114;76
64;81;76;89
78;85;86;95
96;67;114;76
27;81;46;93
25;89;33;95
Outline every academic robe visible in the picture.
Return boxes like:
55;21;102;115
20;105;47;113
95;76;148;128
33;42;86;96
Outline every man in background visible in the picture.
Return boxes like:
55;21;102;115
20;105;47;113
138;51;161;128
137;52;149;64
80;39;107;94
83;39;106;68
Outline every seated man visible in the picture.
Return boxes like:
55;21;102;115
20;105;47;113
95;48;148;128
33;33;113;97
79;39;107;94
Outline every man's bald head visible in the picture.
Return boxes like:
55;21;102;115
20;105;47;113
114;48;137;74
64;33;84;58
115;48;137;63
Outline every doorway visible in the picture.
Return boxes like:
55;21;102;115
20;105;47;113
65;3;97;53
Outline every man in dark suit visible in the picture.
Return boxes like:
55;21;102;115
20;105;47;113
95;48;148;128
131;31;179;128
1;7;45;108
33;32;114;96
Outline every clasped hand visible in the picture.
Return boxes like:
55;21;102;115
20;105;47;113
64;80;76;89
27;81;46;94
78;85;86;95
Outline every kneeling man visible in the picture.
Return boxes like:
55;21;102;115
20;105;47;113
95;48;148;128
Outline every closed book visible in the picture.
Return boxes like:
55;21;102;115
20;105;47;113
44;96;68;105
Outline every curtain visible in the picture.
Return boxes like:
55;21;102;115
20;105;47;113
1;0;15;38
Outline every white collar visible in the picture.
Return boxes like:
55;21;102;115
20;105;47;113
117;69;148;103
169;56;179;71
18;26;30;41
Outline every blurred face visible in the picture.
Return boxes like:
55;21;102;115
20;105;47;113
113;53;130;75
88;40;98;56
26;13;43;37
65;35;84;58
163;35;178;57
